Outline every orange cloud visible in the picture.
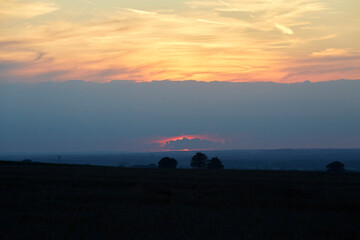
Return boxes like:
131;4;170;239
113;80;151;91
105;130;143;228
311;48;348;57
153;134;225;148
0;1;59;19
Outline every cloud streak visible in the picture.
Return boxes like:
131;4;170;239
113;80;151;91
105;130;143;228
196;19;226;25
0;1;59;19
312;48;348;57
122;8;157;15
274;23;294;35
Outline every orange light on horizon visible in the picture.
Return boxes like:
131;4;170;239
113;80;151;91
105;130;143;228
152;134;225;149
161;148;218;152
180;148;190;152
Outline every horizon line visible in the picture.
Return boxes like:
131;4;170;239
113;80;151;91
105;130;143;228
1;147;360;155
1;78;360;85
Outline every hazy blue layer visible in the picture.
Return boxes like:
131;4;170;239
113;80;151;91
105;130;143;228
0;79;359;152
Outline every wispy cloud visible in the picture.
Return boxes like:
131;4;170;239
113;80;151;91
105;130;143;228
218;0;239;11
274;23;294;35
312;48;348;57
196;19;226;25
0;0;358;83
121;8;157;15
281;50;360;82
0;1;59;19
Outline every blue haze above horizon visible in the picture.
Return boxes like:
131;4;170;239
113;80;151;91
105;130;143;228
0;79;359;152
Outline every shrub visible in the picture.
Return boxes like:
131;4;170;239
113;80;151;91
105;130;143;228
207;157;224;169
326;161;345;172
191;152;208;169
158;157;177;169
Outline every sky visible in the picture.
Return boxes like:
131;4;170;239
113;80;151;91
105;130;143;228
1;0;360;83
1;1;360;153
0;80;359;152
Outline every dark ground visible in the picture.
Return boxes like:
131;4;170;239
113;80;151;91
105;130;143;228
1;162;360;240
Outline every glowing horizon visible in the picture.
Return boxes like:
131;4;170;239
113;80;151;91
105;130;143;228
152;134;226;151
0;0;359;83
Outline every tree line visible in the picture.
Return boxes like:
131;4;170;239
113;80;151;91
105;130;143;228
158;152;224;169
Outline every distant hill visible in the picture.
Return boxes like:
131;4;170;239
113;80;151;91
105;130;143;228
1;148;360;171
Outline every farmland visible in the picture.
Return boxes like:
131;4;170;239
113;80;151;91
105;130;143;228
1;162;360;239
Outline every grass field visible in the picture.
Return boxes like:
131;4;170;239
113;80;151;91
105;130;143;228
1;162;360;239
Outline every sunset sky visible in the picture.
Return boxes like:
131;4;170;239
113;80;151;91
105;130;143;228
1;0;359;83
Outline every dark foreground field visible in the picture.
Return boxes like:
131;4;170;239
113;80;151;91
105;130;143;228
1;163;360;240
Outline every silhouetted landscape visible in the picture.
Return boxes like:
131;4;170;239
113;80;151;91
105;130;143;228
2;149;360;171
1;160;360;239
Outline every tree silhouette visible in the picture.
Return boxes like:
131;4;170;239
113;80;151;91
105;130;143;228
326;161;345;172
191;152;208;169
158;157;177;169
207;157;224;169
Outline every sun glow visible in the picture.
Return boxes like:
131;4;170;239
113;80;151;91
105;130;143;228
153;134;225;148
